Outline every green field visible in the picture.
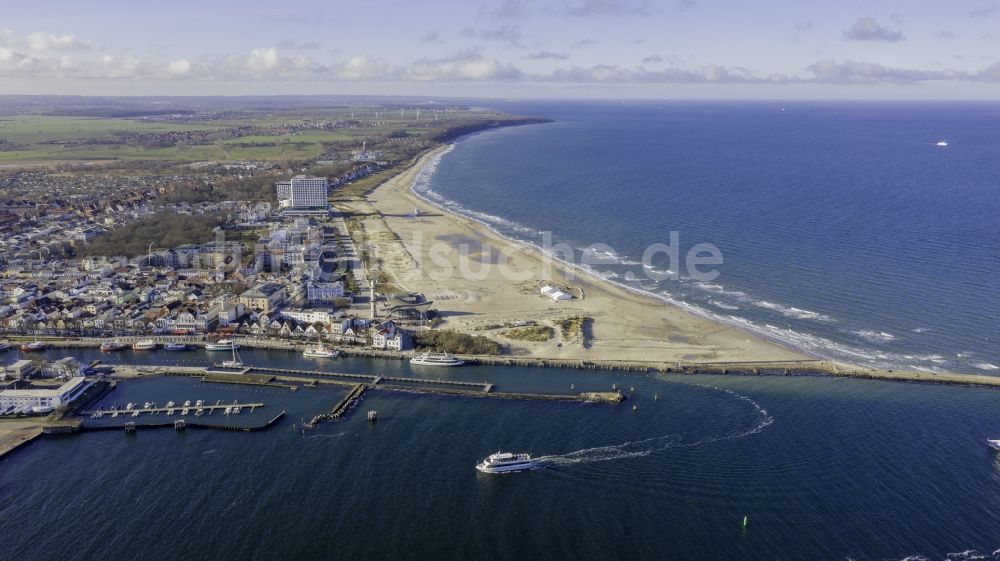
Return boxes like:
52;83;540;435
0;109;539;167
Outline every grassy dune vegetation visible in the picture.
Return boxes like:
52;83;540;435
500;325;555;342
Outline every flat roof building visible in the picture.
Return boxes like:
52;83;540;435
0;376;92;412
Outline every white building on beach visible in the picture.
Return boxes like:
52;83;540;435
540;285;572;301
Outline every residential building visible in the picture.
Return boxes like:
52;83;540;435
238;283;287;312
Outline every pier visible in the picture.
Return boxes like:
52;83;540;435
83;411;287;433
84;400;263;418
248;366;493;392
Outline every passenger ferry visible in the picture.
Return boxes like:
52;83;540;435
988;439;1000;451
303;345;339;358
204;339;238;351
410;352;465;367
100;340;127;352
20;341;47;352
164;342;191;351
132;339;157;351
476;451;536;474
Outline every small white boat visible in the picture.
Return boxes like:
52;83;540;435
20;341;47;352
132;339;157;351
476;451;536;474
303;345;339;358
205;339;238;351
988;439;1000;451
936;140;949;147
410;352;465;367
220;342;244;368
100;340;126;352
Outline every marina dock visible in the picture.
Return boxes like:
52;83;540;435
84;400;263;418
83;411;287;433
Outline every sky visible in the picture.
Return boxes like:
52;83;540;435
2;0;1000;99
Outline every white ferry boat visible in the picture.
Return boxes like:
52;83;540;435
988;439;1000;451
132;339;157;351
205;339;238;351
303;345;339;358
476;451;536;474
410;352;465;367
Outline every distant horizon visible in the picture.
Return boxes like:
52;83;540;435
4;93;1000;103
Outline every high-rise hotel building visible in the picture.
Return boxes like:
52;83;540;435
276;175;329;214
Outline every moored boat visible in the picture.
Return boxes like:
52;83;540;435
100;340;127;352
220;341;244;368
303;344;339;358
410;351;464;367
475;451;536;474
164;342;191;351
205;339;238;351
20;341;47;352
132;339;157;351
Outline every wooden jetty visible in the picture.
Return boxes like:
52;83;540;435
84;401;263;418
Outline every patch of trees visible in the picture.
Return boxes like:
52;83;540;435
426;117;552;144
81;213;222;257
413;330;504;355
161;172;288;203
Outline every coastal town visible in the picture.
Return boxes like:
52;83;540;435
0;101;553;432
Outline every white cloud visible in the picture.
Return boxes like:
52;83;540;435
806;59;964;84
167;59;192;75
26;32;91;52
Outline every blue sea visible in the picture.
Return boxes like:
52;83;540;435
415;101;1000;374
5;348;1000;561
3;103;1000;561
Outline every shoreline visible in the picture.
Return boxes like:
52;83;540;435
360;141;987;385
404;145;820;362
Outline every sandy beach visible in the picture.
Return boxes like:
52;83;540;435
342;146;813;366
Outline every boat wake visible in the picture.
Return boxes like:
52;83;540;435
536;384;773;466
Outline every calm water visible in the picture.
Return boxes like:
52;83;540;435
417;101;1000;374
3;348;1000;560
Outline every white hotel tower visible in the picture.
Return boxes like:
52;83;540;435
277;175;330;215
